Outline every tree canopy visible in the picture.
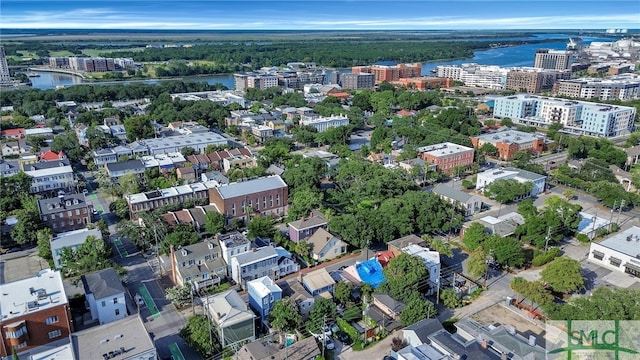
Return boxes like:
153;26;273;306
540;257;584;294
269;298;303;333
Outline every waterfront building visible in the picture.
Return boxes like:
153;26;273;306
554;74;640;101
0;45;12;84
505;68;571;93
352;63;422;83
533;49;572;70
339;73;375;89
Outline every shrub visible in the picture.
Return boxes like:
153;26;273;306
576;234;590;243
532;247;561;267
336;317;359;342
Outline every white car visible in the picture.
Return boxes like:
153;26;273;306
134;294;146;308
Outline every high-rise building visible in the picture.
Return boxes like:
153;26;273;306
505;68;570;93
352;63;421;83
534;49;572;70
554;74;640;101
340;73;375;89
0;45;11;84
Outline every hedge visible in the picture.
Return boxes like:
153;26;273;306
336;317;359;342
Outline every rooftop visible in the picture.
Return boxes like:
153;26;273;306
596;226;640;258
71;315;155;360
51;228;102;251
432;183;474;203
218;231;250;248
106;159;144;172
473;129;544;145
82;268;125;300
403;244;440;266
387;234;427;251
417;142;473;156
247;276;282;299
233;246;278;266
214;175;287;200
38;193;89;215
142;131;227;151
0;269;67;322
302;268;335;292
205;289;255;327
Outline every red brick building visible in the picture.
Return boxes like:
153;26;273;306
469;130;545;161
418;142;475;173
397;77;451;90
37;193;92;233
0;269;73;357
208;175;289;224
351;63;422;83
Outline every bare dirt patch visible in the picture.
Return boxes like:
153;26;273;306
471;303;544;337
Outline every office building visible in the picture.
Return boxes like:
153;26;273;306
505;68;571;93
299;114;350;132
340;73;375;89
417;142;475;173
352;63;422;83
588;226;640;279
534;49;572;70
470;129;545;161
0;45;11;84
476;167;547;197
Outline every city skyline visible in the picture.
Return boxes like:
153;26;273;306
1;0;638;31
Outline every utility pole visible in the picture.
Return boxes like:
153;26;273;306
609;200;617;232
365;239;370;260
322;314;327;359
590;210;598;241
617;200;625;225
544;227;552;251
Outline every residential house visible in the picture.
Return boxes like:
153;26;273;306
476;167;547;197
38;193;91;233
176;166;196;183
126;182;213;219
230;246;280;289
288;211;328;242
366;294;405;332
237;336;320;360
171;239;227;292
402;244;441;295
223;154;256;173
1;128;25;140
247;276;282;326
402;318;444;347
105;159;145;180
279;281;315;319
204;290;256;347
387;234;427;257
466;213;525;238
206;148;254;171
0;160;20;177
201;171;229;185
0;269;73;357
218;231;251;273
302;268;335;297
624;146;640;167
432;183;482;216
81;268;127;325
39;150;66;162
50;228;102;268
187;153;213;171
307;228;348;262
71;315;156;360
92;148;118;166
1;141;26;157
23;159;75;193
208;175;289;224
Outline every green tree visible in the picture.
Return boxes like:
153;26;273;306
541;257;584;294
59;235;113;277
36;228;53;260
563;189;575;200
181;147;197;157
510;277;553;307
484;179;534;204
400;296;437;326
286;188;323;222
427;237;453;258
204;211;225;235
269;298;302;333
180;315;220;357
334;281;354;305
545;287;640;321
124;114;155;142
295;240;311;258
160;223;199;255
109;198;130;219
10;206;41;244
379;253;428;303
462;222;488;251
467;248;488;279
307;297;337;334
51;130;85;162
247;215;276;239
166;284;192;308
119;173;141;195
485;235;525;268
440;289;462;309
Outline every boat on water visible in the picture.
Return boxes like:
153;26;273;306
27;72;41;77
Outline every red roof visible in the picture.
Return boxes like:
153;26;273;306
328;92;351;99
40;150;65;161
374;251;396;267
1;128;25;137
396;110;414;116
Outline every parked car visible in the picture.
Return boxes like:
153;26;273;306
330;323;340;335
322;336;335;350
312;326;332;339
134;294;145;308
336;331;352;345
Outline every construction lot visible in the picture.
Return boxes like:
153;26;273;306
471;303;547;346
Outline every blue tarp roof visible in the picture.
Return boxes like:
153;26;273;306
356;259;386;288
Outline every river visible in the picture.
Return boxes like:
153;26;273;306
28;34;614;91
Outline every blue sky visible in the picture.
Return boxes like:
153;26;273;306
1;1;638;30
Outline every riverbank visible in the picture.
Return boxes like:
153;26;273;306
29;67;86;79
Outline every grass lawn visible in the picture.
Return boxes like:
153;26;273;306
16;50;39;59
49;50;76;57
82;47;145;57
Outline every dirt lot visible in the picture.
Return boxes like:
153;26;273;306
471;303;546;341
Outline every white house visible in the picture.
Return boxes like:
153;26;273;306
402;244;441;295
23;160;75;193
217;231;251;274
432;183;482;216
299;114;349;132
476;167;546;197
231;246;279;289
588;226;640;279
307;228;348;262
81;268;127;325
205;290;256;347
50;228;102;268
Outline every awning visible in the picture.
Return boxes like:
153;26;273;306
592;250;604;257
624;263;640;272
609;257;622;264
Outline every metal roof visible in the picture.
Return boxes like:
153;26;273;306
214;175;287;199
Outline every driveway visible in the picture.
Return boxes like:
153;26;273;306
337;330;396;360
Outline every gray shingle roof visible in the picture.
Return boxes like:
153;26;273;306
23;159;70;171
214;175;287;199
233;246;277;265
404;318;444;343
82;268;125;300
38;193;89;215
433;183;473;203
106;159;144;172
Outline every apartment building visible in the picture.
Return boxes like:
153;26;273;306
339;73;375;90
0;45;12;84
533;49;572;70
397;77;451;90
23;160;75;193
469;129;545;161
435;63;509;89
171;239;227;291
299;114;350;132
476;167;547;197
0;269;73;357
554;74;640;101
505;68;570;93
352;63;422;83
126;181;214;219
234;72;279;91
81;268;127;325
38;193;91;233
417;142;475;173
492;94;636;137
208;175;289;223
